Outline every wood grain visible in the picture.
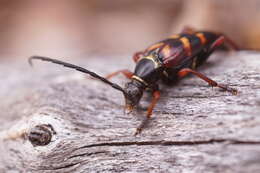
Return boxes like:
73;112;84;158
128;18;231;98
0;51;260;173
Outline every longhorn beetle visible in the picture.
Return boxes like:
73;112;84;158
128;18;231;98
29;27;238;135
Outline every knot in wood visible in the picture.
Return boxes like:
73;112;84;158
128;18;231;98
28;124;55;146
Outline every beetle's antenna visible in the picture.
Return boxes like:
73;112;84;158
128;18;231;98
28;56;127;95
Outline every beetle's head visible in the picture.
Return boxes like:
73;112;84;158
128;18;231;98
123;80;145;114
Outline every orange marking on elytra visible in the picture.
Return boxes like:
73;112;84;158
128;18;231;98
147;42;164;51
161;44;171;58
196;33;207;44
180;37;192;56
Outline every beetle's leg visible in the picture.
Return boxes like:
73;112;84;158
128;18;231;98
211;35;239;51
178;68;237;95
208;35;238;53
221;35;239;50
133;51;145;63
195;36;238;68
135;88;160;135
105;51;144;79
210;36;226;52
181;26;196;34
106;69;133;79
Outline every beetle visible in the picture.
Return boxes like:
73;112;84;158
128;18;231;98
29;27;238;135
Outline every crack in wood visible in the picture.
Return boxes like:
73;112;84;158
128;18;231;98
38;162;81;171
68;151;108;159
78;139;260;149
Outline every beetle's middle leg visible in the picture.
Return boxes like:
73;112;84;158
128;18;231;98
178;68;237;95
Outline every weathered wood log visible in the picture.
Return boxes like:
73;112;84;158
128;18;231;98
0;51;260;173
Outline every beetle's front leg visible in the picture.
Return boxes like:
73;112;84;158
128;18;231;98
105;69;133;79
105;51;145;80
135;85;160;135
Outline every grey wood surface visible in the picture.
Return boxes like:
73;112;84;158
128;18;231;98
0;51;260;173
